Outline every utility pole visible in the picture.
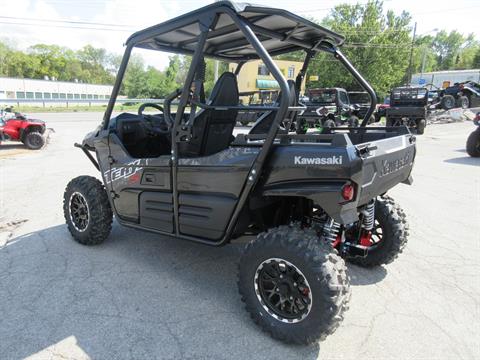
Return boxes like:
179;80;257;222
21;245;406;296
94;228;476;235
420;47;427;76
407;22;417;86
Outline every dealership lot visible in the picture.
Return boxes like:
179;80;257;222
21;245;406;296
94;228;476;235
0;112;479;359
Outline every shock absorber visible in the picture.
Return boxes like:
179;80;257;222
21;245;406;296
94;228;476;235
323;218;341;244
361;200;375;231
358;200;375;247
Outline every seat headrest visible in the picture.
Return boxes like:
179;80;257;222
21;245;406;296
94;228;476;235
208;72;239;106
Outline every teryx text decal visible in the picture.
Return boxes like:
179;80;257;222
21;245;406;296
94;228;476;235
103;159;146;184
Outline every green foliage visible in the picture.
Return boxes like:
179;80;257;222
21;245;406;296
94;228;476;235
307;1;412;97
0;41;117;84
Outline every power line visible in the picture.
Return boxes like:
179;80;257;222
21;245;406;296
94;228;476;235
0;21;133;32
411;5;480;15
0;15;136;28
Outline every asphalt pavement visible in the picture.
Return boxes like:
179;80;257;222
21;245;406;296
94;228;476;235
0;112;479;359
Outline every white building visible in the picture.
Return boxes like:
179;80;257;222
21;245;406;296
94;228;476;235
0;77;113;101
411;69;480;89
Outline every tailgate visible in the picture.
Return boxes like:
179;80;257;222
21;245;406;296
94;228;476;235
356;134;415;205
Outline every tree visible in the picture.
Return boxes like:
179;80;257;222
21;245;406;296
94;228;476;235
123;54;148;98
293;1;413;97
473;48;480;68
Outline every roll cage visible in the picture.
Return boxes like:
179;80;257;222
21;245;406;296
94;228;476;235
103;1;376;129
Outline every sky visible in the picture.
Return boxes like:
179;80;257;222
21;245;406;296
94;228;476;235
0;0;478;70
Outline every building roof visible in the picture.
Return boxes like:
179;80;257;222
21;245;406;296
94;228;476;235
413;69;480;76
0;76;112;88
127;1;344;62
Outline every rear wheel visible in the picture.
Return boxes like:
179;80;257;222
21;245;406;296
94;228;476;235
456;95;470;109
466;129;480;157
24;131;45;150
441;95;456;110
238;225;350;344
348;196;408;267
63;176;113;245
416;119;426;135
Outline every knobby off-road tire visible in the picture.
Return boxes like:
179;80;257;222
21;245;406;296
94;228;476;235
63;176;113;245
466;129;480;157
441;95;456;110
349;195;409;267
416;119;426;135
24;131;45;150
238;225;350;344
456;95;470;109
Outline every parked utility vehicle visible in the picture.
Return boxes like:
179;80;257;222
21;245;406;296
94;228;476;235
64;1;415;344
436;81;480;110
296;87;359;133
386;86;428;134
237;90;279;126
348;91;376;122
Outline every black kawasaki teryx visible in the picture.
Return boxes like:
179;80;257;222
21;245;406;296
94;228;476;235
64;1;415;345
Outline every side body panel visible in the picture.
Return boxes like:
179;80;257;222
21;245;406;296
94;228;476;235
177;147;259;239
103;133;172;226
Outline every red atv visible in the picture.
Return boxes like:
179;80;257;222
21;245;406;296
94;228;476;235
0;108;51;150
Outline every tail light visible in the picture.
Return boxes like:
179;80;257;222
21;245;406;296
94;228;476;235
341;183;355;201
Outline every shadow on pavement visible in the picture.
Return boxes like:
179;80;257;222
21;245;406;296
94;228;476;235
347;264;387;286
444;156;479;166
0;223;323;359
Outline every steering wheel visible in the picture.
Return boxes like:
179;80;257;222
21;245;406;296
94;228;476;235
137;103;170;135
138;103;164;116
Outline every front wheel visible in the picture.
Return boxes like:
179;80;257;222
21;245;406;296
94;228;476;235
63;176;113;245
238;225;350;344
348;196;409;267
24;131;45;150
441;95;456;110
466;129;480;157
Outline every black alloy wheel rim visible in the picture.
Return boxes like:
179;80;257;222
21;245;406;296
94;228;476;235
255;258;312;323
69;192;89;232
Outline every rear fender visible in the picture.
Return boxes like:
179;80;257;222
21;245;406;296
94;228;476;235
262;181;359;224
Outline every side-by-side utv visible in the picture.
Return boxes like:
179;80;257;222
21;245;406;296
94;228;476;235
64;1;415;345
386;86;428;134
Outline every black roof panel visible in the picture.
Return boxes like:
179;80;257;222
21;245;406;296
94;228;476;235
126;1;344;61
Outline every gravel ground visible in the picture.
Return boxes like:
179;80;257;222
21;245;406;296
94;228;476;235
0;112;479;360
